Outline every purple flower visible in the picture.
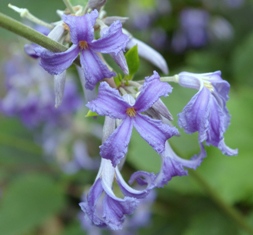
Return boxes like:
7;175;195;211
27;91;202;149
80;192;155;235
24;25;51;59
125;141;205;189
171;8;209;52
155;142;205;187
79;158;139;230
0;54;81;128
80;193;155;235
177;71;238;156
87;71;179;166
37;10;129;90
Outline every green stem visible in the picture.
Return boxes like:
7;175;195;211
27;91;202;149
190;170;253;235
0;12;66;52
161;75;179;83
63;0;75;14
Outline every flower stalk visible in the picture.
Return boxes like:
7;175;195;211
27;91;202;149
0;12;66;52
62;0;75;14
8;4;53;29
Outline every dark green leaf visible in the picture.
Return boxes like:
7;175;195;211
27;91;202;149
183;206;238;235
0;174;65;235
85;110;98;117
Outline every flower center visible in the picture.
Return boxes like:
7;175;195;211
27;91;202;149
79;40;89;50
126;107;136;117
203;81;214;92
63;23;69;32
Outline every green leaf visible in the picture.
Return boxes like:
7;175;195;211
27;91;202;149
114;73;123;87
130;0;155;9
62;221;84;235
125;45;140;80
239;212;253;235
183;206;238;235
0;116;43;165
85;110;98;117
0;174;66;235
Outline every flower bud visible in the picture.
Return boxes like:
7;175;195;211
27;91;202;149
88;0;107;10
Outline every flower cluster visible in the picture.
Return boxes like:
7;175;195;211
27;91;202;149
1;51;101;173
6;0;238;231
171;7;234;53
125;0;240;53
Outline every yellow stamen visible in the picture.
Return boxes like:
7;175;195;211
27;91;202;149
79;40;89;50
204;81;214;92
63;23;69;32
126;107;136;117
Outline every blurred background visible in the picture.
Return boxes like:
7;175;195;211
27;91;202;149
0;0;253;234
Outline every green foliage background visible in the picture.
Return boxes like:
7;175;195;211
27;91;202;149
0;0;253;234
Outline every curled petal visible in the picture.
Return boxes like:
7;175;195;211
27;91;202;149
54;71;66;108
102;176;139;230
110;51;129;74
135;71;172;112
155;142;206;187
151;99;173;121
212;79;230;102
129;171;156;188
80;49;115;90
79;179;106;227
86;82;129;119
178;87;210;142
92;21;129;54
63;10;98;44
24;43;40;59
218;139;238;156
134;114;179;154
37;45;79;75
100;118;133;166
88;0;107;10
80;174;138;230
156;157;187;188
102;194;138;230
207;96;237;155
115;168;151;199
206;96;225;145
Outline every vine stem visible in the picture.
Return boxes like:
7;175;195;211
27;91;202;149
189;170;253;235
0;12;118;88
62;0;75;14
0;12;66;52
